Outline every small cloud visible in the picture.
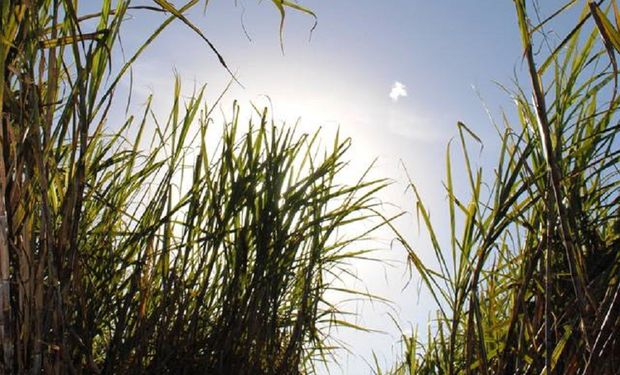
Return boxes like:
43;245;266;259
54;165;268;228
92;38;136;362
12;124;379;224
389;81;407;101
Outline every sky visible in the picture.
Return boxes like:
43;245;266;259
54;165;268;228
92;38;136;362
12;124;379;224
100;0;537;372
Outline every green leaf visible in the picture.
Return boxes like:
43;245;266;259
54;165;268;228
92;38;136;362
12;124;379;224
271;0;317;51
590;1;620;54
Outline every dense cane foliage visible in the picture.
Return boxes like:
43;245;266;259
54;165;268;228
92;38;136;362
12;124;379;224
3;0;620;374
394;1;620;374
0;1;381;374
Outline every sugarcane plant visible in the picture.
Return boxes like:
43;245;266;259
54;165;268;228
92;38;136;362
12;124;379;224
393;0;620;373
0;1;384;374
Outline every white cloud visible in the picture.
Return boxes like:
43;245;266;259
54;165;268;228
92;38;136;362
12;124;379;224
389;81;407;101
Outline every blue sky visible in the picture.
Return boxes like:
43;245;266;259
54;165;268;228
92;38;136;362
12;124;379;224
104;0;537;372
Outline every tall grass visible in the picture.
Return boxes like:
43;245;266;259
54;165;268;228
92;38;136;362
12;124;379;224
0;1;384;373
394;1;620;374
